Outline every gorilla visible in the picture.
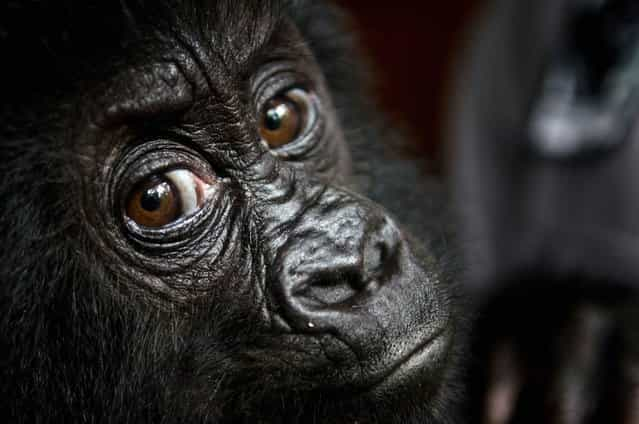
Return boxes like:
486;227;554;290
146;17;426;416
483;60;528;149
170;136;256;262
450;0;639;422
0;1;464;423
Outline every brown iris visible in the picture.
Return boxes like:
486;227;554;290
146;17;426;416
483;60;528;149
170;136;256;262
259;95;303;148
126;178;180;228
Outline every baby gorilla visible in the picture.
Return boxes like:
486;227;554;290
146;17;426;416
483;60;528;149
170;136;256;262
0;1;463;423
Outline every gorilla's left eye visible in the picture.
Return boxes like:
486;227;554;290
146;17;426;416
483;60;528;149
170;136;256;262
259;88;317;149
125;169;211;229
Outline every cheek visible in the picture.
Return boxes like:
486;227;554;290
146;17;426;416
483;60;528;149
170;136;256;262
318;89;353;183
327;124;353;185
189;221;264;302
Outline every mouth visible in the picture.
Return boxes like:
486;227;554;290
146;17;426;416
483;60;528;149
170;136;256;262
369;326;453;394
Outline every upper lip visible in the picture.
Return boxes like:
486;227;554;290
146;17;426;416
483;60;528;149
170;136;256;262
367;325;450;389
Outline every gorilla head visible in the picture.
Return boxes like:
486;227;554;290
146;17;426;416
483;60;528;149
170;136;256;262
0;1;462;423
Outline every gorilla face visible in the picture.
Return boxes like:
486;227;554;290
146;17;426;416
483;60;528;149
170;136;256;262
0;1;461;423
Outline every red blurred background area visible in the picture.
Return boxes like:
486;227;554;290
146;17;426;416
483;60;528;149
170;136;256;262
335;1;480;171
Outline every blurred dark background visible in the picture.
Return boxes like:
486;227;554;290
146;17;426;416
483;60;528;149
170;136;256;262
335;1;481;172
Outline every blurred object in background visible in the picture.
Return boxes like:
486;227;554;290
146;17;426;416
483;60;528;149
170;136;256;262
336;0;480;172
450;0;639;422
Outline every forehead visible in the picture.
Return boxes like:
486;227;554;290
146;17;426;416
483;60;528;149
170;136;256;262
2;0;287;43
2;0;292;104
124;0;287;65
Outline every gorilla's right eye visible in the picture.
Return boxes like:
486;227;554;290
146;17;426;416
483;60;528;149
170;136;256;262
125;169;211;229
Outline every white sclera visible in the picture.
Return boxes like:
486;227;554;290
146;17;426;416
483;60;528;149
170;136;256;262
287;88;317;135
166;169;200;215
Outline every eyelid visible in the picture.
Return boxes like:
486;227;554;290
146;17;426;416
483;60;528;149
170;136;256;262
285;88;318;137
112;140;216;204
253;65;313;112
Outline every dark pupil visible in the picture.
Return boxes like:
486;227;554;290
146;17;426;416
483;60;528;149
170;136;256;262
140;183;168;212
265;105;284;131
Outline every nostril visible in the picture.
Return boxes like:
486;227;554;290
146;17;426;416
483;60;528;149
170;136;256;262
362;219;401;285
362;241;391;284
294;268;363;307
295;224;401;309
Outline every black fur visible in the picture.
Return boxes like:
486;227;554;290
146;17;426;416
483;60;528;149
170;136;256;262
0;2;464;423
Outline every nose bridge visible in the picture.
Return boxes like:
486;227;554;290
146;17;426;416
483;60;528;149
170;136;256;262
266;177;378;274
245;157;370;248
275;190;372;282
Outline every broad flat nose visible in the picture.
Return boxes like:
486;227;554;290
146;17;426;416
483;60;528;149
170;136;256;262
271;196;402;333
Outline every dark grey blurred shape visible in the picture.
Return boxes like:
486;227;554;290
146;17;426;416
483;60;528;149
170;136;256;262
450;1;639;422
529;0;639;159
451;0;639;295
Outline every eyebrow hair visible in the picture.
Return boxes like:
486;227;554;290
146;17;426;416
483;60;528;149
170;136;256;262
90;61;197;129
